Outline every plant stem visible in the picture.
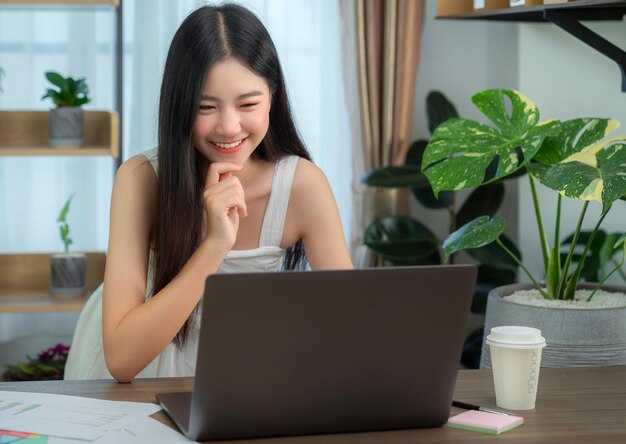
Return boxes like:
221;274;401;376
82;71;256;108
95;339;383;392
529;177;550;275
555;201;589;300
567;207;610;295
547;194;562;296
588;246;625;301
448;192;457;265
496;237;551;299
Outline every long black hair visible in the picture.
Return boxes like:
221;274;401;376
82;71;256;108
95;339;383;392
155;4;310;347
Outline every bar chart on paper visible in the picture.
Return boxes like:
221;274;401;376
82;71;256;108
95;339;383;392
0;392;160;440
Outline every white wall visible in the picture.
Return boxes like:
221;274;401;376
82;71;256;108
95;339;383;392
414;3;625;285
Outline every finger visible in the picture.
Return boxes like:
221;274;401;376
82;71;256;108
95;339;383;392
205;162;242;188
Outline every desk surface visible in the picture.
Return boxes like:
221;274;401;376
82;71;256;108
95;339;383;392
1;367;625;443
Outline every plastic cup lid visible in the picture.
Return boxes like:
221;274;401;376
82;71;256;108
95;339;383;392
486;325;546;349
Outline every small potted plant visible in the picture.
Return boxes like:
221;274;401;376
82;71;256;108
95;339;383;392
421;89;626;367
41;71;90;147
51;194;87;295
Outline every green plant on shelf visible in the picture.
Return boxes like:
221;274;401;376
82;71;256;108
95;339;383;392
58;194;75;253
42;71;90;107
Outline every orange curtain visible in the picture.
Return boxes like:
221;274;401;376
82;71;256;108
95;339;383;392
340;0;424;267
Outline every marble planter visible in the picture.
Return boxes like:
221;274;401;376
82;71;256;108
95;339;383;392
51;253;86;296
49;107;84;146
480;283;626;368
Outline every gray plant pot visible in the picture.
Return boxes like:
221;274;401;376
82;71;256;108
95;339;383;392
480;283;626;368
51;253;87;296
49;107;84;146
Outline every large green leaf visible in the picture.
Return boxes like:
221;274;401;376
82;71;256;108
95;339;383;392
422;89;560;196
364;216;439;263
406;140;453;208
456;182;504;228
540;140;626;211
45;71;68;91
467;233;520;271
361;166;428;188
534;118;619;166
426;90;459;135
442;215;505;261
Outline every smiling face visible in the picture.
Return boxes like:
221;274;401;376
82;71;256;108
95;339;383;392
192;57;272;166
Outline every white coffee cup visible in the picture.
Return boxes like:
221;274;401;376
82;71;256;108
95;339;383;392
486;326;546;410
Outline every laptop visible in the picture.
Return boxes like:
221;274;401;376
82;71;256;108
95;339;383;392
156;265;477;441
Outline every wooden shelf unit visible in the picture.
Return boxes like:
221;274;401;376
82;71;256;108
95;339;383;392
0;252;106;314
0;111;119;157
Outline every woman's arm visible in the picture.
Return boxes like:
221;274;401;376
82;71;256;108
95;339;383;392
287;159;353;270
102;157;244;382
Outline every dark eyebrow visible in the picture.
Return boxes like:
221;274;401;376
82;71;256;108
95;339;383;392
200;90;264;102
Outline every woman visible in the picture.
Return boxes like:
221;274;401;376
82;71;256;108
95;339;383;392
65;3;352;382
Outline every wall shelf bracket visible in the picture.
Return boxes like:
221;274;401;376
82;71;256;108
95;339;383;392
544;10;626;92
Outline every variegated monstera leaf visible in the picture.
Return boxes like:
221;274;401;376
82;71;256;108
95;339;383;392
528;118;626;212
422;89;560;196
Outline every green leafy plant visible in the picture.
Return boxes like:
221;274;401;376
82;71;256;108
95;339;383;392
41;71;90;107
362;91;521;313
58;194;74;253
1;344;69;381
422;89;626;301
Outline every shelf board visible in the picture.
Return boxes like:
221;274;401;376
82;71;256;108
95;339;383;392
437;0;626;21
0;110;119;158
0;290;91;314
0;147;116;156
0;252;105;314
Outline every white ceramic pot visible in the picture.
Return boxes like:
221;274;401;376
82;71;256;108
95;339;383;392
480;283;626;368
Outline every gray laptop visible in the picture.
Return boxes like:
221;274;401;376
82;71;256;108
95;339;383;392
156;265;477;441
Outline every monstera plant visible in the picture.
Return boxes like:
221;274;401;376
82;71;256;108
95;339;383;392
362;91;521;313
422;89;626;301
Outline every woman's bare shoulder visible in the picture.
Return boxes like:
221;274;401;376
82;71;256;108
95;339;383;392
291;157;328;190
114;153;157;192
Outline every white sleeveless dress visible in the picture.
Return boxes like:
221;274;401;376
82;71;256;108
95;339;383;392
64;149;300;379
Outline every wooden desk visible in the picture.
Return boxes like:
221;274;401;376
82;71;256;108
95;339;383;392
1;367;625;443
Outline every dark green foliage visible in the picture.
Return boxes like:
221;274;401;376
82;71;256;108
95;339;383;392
42;71;90;107
2;344;69;381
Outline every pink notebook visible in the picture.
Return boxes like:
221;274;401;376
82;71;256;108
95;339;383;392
446;410;524;435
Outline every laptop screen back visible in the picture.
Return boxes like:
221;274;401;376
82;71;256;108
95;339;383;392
187;265;477;441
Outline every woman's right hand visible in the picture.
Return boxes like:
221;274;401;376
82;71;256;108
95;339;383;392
202;162;248;253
